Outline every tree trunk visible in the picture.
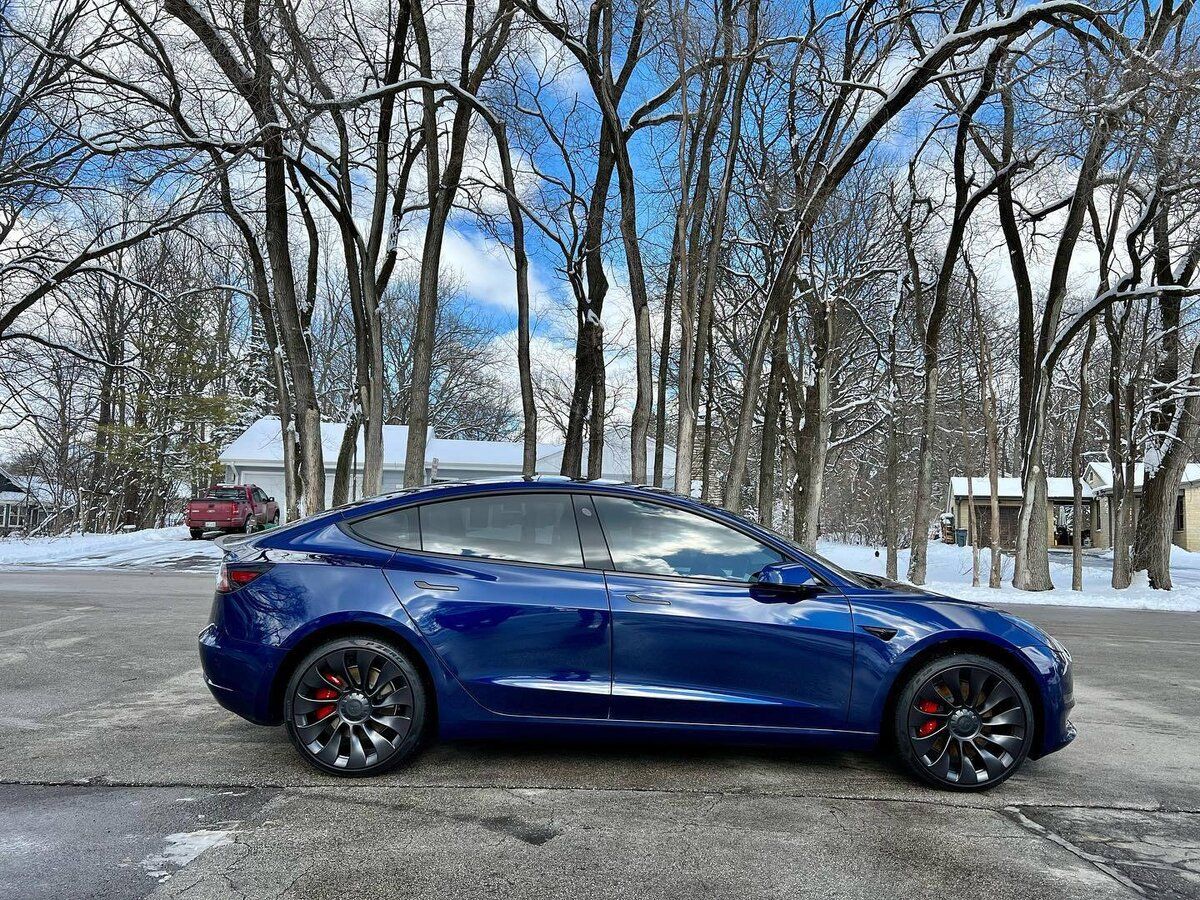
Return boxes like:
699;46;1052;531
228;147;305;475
1070;323;1096;590
757;314;786;525
1133;342;1200;589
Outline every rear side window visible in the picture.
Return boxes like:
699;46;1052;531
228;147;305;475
592;496;782;582
348;506;420;550
420;494;584;567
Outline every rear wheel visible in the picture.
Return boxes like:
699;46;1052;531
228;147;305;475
243;517;256;535
893;652;1033;791
284;637;428;776
189;528;204;540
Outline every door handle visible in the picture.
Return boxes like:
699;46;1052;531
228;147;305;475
626;593;670;606
414;580;459;592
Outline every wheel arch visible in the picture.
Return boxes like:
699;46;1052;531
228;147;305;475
877;635;1044;752
268;616;439;729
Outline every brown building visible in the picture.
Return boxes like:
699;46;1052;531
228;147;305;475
944;476;1099;550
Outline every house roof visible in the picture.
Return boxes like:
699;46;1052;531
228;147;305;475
0;467;54;505
1086;461;1200;493
534;433;677;481
219;417;677;482
219;417;434;467
948;476;1092;502
428;437;561;472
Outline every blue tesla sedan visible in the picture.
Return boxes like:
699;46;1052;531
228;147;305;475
199;478;1075;790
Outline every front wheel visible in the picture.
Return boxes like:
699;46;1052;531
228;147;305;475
284;637;428;776
893;652;1034;791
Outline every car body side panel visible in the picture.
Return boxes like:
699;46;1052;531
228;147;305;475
383;553;612;719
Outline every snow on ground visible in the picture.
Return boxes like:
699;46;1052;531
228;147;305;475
818;539;1200;612
0;526;222;572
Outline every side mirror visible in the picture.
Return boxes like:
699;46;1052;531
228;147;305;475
752;562;821;592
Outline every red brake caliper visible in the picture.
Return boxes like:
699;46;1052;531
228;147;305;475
917;700;941;737
313;673;344;721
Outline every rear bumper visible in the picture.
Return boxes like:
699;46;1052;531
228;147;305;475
198;623;284;725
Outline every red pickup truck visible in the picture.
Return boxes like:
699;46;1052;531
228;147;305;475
186;484;279;539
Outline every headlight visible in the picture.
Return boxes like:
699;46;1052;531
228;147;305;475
1047;634;1072;670
1003;612;1070;670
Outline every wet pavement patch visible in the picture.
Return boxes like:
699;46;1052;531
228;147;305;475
0;784;276;900
1010;805;1200;898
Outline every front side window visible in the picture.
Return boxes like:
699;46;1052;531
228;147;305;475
420;494;584;567
592;496;782;582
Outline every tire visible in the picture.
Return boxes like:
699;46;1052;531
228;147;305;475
893;652;1034;791
284;637;428;777
244;517;256;535
270;512;279;526
189;529;205;540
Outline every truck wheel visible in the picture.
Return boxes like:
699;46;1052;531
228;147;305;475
271;511;279;526
189;529;205;540
244;517;256;535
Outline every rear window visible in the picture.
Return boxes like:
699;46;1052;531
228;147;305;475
203;488;246;500
347;507;420;550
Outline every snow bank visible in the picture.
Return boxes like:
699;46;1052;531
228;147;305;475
0;526;221;572
818;540;1200;612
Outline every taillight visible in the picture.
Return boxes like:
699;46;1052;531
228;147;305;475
217;562;271;592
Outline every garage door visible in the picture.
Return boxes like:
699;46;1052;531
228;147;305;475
238;470;289;521
972;504;1019;549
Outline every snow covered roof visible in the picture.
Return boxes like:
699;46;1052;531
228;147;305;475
1086;461;1200;493
0;467;55;505
219;417;434;467
534;434;677;482
948;476;1091;502
220;417;677;482
429;437;561;472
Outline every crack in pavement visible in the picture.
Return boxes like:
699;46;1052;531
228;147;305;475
1006;806;1146;897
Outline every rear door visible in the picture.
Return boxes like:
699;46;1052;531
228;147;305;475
364;491;612;719
592;495;856;729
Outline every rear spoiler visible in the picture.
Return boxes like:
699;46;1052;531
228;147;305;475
213;532;262;560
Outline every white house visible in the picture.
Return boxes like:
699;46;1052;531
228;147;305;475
218;417;676;518
0;467;53;536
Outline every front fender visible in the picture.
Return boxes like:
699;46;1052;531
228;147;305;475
845;591;1067;755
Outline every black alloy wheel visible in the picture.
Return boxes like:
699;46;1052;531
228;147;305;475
284;637;427;776
894;652;1033;790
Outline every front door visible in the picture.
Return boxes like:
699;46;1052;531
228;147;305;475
378;491;611;719
591;495;856;729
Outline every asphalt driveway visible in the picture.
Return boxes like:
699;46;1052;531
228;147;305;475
1;569;1197;899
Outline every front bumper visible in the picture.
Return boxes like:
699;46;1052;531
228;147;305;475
198;623;284;725
1028;647;1076;759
